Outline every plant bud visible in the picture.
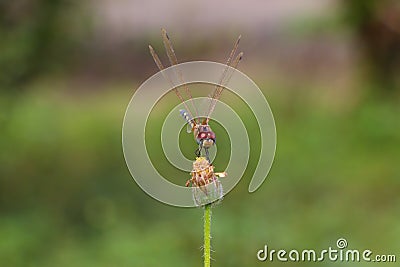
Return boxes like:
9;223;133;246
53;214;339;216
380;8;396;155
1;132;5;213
189;157;224;206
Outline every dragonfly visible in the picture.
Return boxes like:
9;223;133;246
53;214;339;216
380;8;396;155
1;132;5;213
148;29;243;164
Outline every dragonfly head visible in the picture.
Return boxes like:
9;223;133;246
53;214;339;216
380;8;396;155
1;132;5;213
197;129;216;148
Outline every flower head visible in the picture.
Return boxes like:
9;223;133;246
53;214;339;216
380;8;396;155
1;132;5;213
187;157;225;206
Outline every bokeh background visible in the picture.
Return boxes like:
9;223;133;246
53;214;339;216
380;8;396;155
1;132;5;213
1;0;399;266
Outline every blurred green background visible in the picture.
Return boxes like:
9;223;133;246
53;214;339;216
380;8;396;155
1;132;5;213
1;1;399;266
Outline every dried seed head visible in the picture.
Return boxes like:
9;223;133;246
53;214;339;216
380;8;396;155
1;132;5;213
189;157;224;206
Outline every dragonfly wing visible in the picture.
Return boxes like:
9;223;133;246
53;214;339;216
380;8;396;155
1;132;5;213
161;29;200;124
148;44;195;121
206;36;243;121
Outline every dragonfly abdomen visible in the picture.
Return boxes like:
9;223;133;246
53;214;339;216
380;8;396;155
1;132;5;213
179;109;195;129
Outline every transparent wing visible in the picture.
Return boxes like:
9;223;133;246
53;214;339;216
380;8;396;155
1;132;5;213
161;29;200;124
148;44;195;121
206;36;243;122
196;91;213;120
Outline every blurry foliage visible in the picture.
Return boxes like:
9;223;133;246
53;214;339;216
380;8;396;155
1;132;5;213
0;0;84;90
0;82;399;266
1;0;399;94
341;0;400;92
1;1;400;266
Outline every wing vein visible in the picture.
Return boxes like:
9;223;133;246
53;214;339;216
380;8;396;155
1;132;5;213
162;29;199;123
206;35;243;121
149;44;194;121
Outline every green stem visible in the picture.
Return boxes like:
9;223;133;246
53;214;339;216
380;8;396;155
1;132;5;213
204;204;212;267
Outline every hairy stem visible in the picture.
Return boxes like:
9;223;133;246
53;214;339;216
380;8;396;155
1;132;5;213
204;204;212;267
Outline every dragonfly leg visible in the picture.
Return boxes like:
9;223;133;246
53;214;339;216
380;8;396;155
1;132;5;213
195;143;202;157
205;148;210;163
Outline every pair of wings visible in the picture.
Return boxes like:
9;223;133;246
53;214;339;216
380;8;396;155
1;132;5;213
148;28;243;125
